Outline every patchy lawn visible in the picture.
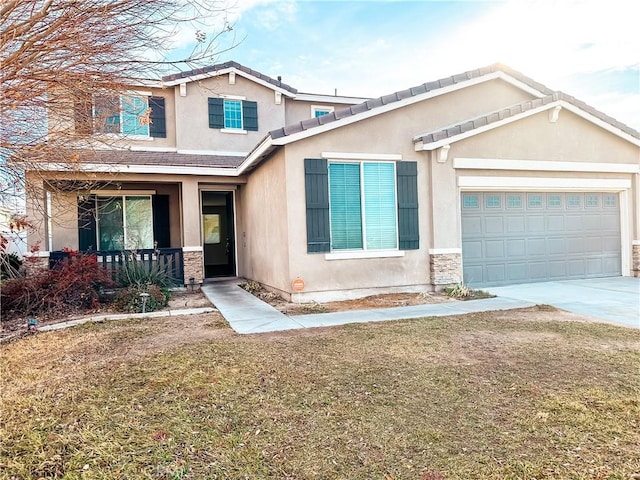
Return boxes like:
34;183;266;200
1;308;639;479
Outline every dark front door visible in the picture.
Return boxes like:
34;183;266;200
202;191;235;277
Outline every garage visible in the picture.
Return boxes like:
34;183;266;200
461;191;621;287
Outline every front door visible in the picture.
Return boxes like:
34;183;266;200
202;191;235;277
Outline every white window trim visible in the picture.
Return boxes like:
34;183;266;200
311;105;334;118
94;94;151;138
220;128;248;135
325;250;405;260
328;160;400;253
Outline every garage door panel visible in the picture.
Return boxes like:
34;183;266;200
462;191;621;287
506;216;525;233
527;215;545;233
462;240;483;260
548;238;565;255
547;215;565;231
462;216;482;235
484;216;504;234
527;238;546;256
506;239;526;256
485;240;504;258
485;264;506;283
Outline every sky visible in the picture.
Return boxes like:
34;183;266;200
171;0;633;131
171;0;640;131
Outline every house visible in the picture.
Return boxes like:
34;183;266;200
23;62;640;302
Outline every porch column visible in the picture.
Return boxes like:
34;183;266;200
180;178;204;286
23;173;50;274
428;148;462;288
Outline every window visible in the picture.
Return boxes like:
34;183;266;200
567;194;581;208
304;159;418;254
527;194;542;208
507;194;522;208
311;105;334;118
485;194;501;208
329;162;397;250
462;194;479;209
547;194;561;208
93;94;150;136
96;196;153;250
586;194;598;207
223;99;243;129
604;194;617;208
208;97;258;131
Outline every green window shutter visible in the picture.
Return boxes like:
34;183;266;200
304;158;330;253
242;100;258;131
152;195;171;248
208;98;224;129
149;96;167;138
329;163;363;250
78;195;97;251
363;162;397;249
396;161;419;249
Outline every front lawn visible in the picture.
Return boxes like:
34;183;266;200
1;308;638;479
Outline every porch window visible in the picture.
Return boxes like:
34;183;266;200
328;161;398;250
97;196;153;250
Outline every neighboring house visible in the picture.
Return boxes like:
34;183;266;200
23;61;640;301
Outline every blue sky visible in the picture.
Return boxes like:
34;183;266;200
174;0;639;130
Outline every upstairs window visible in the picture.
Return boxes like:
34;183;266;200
94;94;149;136
208;97;258;132
311;105;334;118
76;94;166;138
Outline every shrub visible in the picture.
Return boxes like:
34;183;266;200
1;252;115;318
113;284;169;313
118;251;176;289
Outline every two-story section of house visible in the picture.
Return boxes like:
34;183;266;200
23;62;640;302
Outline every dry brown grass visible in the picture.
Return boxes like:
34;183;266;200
1;307;639;479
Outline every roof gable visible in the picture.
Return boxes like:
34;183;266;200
267;63;552;144
414;92;640;150
162;61;298;96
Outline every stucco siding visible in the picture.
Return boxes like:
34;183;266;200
238;149;291;291
173;75;286;153
449;109;639;164
281;141;432;298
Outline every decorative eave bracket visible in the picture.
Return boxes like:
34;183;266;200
549;105;562;123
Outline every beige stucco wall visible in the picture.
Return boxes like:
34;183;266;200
236;149;291;291
173;75;286;153
284;99;359;124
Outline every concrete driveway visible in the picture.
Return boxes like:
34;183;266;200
486;277;640;328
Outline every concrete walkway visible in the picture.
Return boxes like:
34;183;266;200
201;279;536;334
486;277;640;329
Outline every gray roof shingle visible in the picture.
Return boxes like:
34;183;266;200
414;92;640;145
77;150;243;168
268;63;556;140
162;61;298;94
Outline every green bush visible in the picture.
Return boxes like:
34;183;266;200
113;284;169;313
118;252;175;289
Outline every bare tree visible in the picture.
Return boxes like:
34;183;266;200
0;0;239;271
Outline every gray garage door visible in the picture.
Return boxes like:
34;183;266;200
461;192;621;287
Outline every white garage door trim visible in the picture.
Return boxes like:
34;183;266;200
458;176;631;278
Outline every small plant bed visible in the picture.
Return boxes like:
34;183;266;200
444;283;495;300
241;281;455;316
